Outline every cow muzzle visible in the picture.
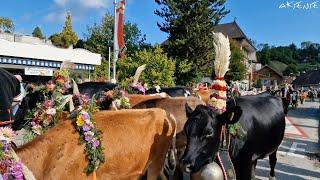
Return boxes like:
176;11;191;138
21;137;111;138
181;159;195;173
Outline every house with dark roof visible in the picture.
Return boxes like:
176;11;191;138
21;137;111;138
293;70;320;88
161;21;257;89
253;65;284;88
214;21;257;90
214;21;257;63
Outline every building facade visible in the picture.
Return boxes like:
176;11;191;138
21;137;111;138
0;32;101;82
253;65;284;89
214;21;257;90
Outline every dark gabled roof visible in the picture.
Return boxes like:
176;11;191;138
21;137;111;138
214;21;246;39
214;21;256;50
256;65;283;77
293;70;320;85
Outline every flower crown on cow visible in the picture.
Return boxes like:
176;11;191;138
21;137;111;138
208;32;231;114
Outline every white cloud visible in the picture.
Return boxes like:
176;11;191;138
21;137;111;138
45;0;109;24
54;0;69;7
44;11;67;23
53;0;109;9
79;0;108;9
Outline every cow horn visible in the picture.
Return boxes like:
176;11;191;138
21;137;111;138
133;64;146;85
73;79;80;95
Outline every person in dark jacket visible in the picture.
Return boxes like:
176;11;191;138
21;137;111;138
0;68;21;125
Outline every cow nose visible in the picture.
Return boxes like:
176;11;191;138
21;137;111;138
184;164;192;173
182;159;192;173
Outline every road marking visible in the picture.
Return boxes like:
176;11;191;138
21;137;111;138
287;142;306;158
285;117;308;139
278;141;307;158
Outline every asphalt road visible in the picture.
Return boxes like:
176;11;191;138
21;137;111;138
255;99;320;180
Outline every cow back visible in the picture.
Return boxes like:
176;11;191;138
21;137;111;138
16;108;176;179
229;93;285;158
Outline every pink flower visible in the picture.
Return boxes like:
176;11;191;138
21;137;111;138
120;89;126;97
43;100;54;109
92;140;100;149
0;127;16;142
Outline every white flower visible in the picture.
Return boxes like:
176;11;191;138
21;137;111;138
46;108;56;115
114;99;121;108
32;125;43;135
84;131;94;137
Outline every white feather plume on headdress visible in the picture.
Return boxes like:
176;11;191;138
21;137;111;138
133;64;146;85
212;32;231;78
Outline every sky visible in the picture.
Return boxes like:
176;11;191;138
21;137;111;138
1;0;320;47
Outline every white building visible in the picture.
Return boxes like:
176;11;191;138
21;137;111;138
0;32;101;81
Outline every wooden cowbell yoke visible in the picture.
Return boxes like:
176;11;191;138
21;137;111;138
208;32;236;180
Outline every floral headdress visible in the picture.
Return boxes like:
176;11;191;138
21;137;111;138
208;32;231;114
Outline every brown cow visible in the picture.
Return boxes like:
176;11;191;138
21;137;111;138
131;96;204;179
16;108;176;180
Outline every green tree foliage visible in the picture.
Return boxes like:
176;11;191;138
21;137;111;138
155;0;229;85
32;26;45;39
92;58;110;80
49;33;64;47
225;40;247;81
60;11;78;47
257;41;320;75
117;46;175;87
283;64;299;76
84;13;150;58
0;17;14;33
83;13;151;80
49;11;78;48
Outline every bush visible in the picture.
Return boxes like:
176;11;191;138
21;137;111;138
117;46;176;88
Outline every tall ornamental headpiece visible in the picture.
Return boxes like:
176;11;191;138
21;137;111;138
208;32;231;114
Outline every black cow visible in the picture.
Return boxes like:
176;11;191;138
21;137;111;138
77;82;117;97
182;93;285;179
145;87;191;97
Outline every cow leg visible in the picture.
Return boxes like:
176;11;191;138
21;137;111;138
269;150;277;180
251;160;257;180
233;151;253;180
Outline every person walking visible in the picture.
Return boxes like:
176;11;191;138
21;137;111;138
0;68;21;125
299;90;305;104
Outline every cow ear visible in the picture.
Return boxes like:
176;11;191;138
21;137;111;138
185;103;193;117
217;106;242;125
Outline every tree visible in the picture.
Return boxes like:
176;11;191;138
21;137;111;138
225;40;247;81
84;13;150;58
155;0;229;85
60;11;78;48
49;11;78;48
32;26;45;39
49;33;64;47
117;46;175;87
0;17;14;33
283;64;298;76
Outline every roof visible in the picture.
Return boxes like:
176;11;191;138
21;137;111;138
0;39;101;65
214;21;256;50
268;61;288;74
293;70;320;85
256;65;283;77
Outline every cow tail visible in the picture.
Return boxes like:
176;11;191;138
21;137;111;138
167;112;177;180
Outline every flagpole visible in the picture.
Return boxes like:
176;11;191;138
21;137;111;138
113;0;118;83
108;47;111;81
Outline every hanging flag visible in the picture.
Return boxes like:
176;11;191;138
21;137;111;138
115;0;126;59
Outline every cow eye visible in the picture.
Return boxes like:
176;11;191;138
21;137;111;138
205;132;214;138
